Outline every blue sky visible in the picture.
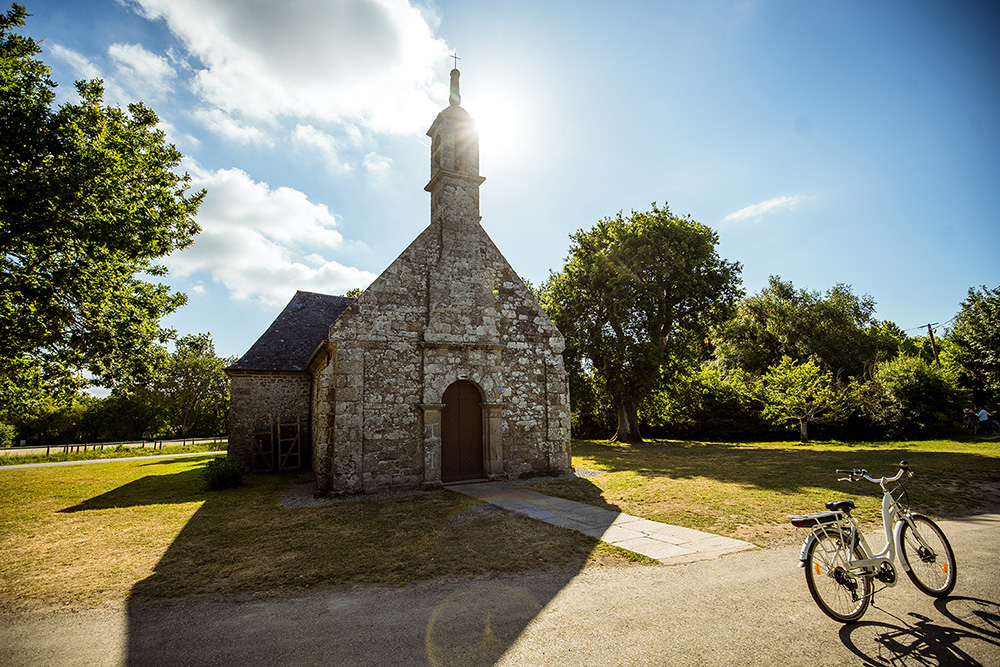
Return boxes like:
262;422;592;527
25;0;1000;360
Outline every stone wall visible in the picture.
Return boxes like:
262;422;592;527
228;371;311;462
312;214;571;496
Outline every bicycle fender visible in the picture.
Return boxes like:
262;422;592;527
894;513;921;572
797;534;815;567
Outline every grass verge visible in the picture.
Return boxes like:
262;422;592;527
0;442;224;466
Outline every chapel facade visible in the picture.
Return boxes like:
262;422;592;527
226;69;571;495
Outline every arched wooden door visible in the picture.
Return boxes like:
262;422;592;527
441;380;484;482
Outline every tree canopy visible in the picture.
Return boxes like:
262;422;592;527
542;203;742;443
756;356;857;442
711;276;893;378
153;333;232;438
947;285;1000;405
0;4;204;410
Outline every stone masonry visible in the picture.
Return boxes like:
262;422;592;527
228;69;571;495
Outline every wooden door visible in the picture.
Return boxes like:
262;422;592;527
441;381;484;482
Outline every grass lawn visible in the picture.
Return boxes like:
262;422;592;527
0;442;224;466
531;438;1000;548
0;454;638;611
2;439;995;611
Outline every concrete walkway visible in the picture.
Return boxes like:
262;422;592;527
449;481;754;565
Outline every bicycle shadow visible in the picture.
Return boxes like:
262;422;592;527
838;602;1000;666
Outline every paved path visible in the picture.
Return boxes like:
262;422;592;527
449;481;755;564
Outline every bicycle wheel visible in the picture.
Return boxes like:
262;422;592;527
804;531;871;623
900;514;957;596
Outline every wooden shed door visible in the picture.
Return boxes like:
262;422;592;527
441;381;484;482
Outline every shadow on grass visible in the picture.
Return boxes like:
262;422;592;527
567;440;1000;518
59;468;207;512
59;461;616;666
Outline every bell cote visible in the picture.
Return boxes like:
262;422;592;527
425;68;486;219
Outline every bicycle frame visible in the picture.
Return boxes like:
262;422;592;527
791;460;956;622
797;470;922;586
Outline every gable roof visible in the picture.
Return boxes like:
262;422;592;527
227;291;354;373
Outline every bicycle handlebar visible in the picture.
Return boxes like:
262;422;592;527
836;460;911;484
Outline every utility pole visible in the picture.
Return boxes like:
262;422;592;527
926;323;941;367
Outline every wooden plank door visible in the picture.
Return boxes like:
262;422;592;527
441;381;484;482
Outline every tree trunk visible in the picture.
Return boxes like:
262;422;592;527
799;419;809;443
613;401;643;443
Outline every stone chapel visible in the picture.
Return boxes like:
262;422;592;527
225;69;572;495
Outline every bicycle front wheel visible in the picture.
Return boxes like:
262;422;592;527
804;531;871;623
900;514;956;597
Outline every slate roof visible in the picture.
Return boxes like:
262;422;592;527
227;291;354;372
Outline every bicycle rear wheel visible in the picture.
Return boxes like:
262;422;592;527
900;514;956;596
804;531;871;623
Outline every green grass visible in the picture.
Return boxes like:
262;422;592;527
530;438;1000;548
0;442;224;466
0;455;636;610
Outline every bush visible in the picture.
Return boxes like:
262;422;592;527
202;456;249;490
0;423;14;448
862;356;966;438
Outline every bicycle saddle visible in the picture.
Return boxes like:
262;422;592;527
825;500;855;514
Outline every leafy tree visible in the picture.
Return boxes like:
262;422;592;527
10;393;93;445
712;276;894;378
756;356;857;442
152;334;232;437
543;203;742;443
947;285;1000;405
80;391;165;442
640;366;768;440
861;356;965;438
0;5;204;410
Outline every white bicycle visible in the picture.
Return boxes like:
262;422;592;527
789;460;957;623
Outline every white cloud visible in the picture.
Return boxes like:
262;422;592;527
48;44;131;105
128;0;451;135
721;195;808;224
363;152;394;184
292;124;352;174
49;44;102;81
51;42;178;105
194;108;273;146
107;43;176;100
166;163;376;306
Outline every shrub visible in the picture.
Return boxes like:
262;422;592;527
0;423;15;448
202;456;249;490
862;356;966;438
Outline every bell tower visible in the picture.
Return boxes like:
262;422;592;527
425;68;486;229
422;67;498;345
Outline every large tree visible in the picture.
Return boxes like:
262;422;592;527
543;203;742;443
152;333;232;438
947;285;1000;405
756;356;857;442
711;276;894;378
0;5;203;410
